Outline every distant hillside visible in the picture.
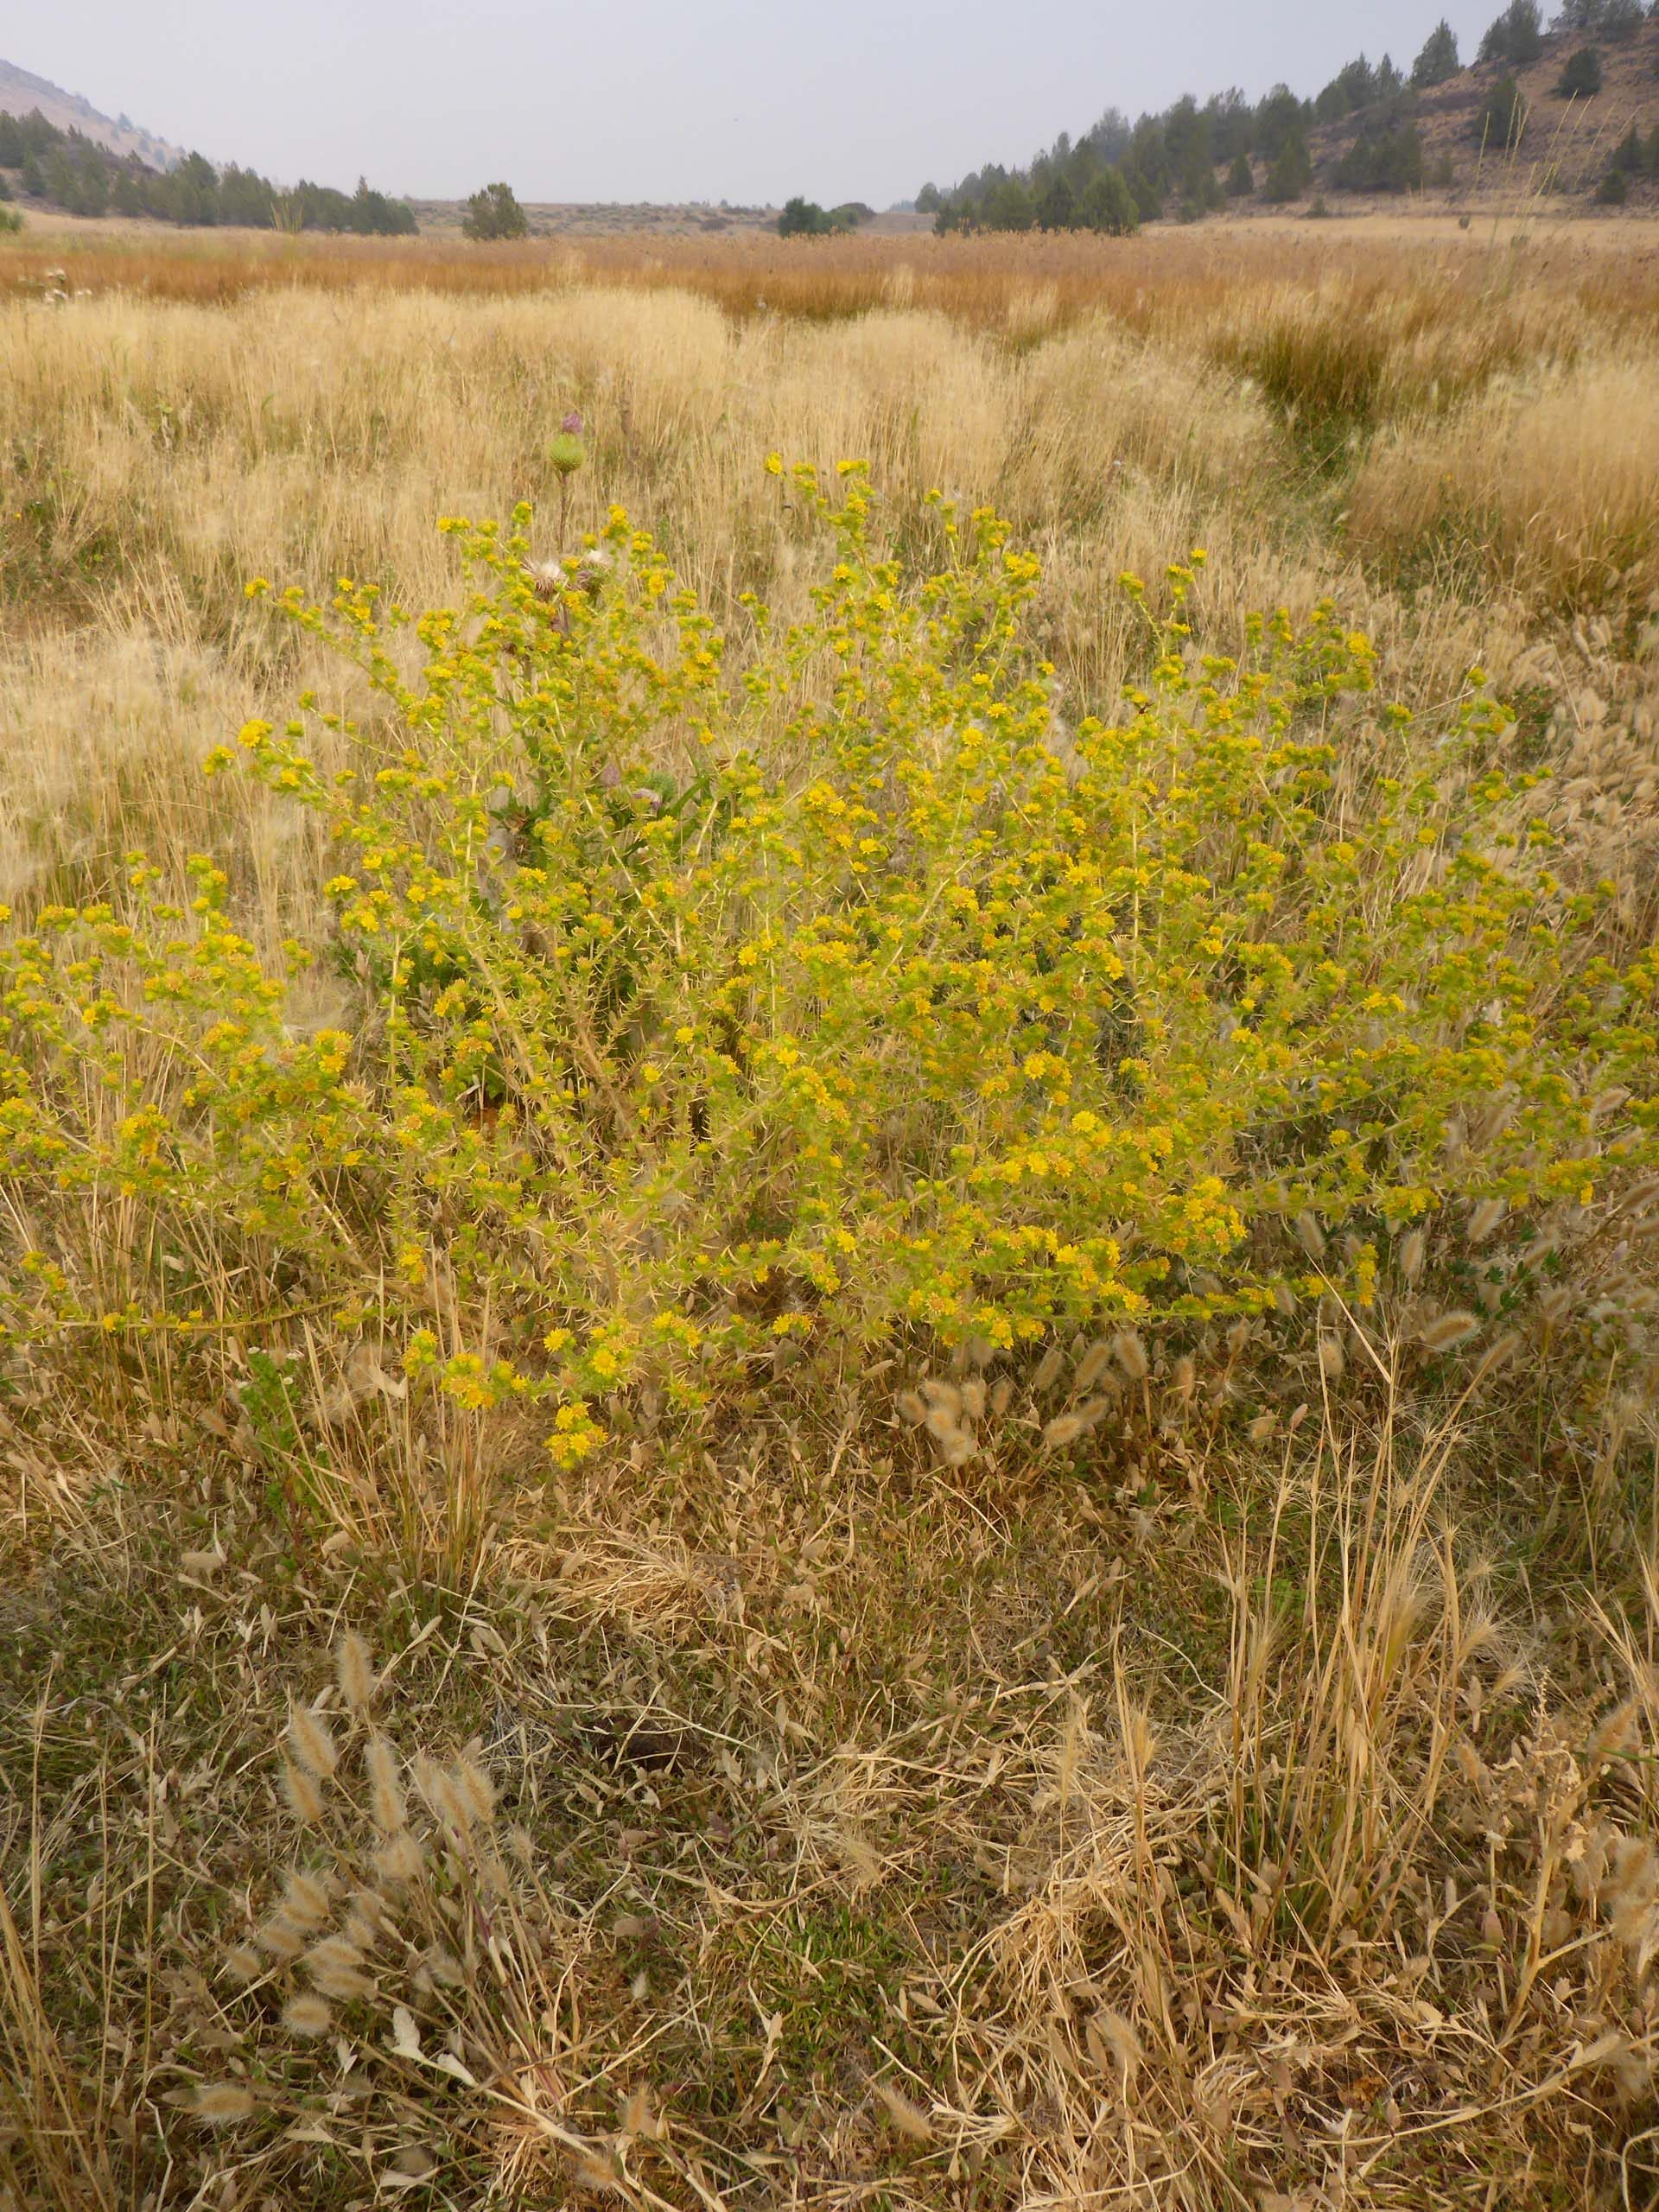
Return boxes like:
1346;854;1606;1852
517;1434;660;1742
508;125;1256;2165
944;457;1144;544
0;58;185;173
925;5;1659;232
0;86;416;237
1307;15;1659;200
406;196;775;239
405;198;931;240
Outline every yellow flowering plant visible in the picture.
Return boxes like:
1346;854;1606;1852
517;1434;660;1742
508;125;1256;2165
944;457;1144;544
1;462;1654;1476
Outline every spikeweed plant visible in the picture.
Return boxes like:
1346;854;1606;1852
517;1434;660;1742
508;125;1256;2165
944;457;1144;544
0;464;1655;1507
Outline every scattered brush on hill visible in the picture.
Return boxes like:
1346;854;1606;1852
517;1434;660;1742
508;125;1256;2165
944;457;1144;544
923;3;1659;226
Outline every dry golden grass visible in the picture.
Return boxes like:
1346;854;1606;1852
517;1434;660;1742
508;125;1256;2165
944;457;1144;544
8;213;1659;331
1350;350;1659;607
2;231;1658;2209
8;1379;1659;2207
0;284;1305;936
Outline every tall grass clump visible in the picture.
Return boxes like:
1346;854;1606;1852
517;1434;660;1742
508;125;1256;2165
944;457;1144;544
0;463;1653;1503
957;1409;1659;2207
1349;352;1659;607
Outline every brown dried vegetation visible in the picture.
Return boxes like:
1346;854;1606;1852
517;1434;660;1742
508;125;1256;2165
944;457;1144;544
2;226;1659;2208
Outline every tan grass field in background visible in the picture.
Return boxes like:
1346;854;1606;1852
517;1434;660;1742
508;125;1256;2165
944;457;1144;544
1;226;1658;2209
10;204;1659;311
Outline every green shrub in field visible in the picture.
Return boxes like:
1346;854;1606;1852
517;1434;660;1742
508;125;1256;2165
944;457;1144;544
1;463;1655;1471
460;181;528;242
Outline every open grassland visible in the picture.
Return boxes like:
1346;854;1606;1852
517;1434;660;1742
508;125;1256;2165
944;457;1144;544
2;230;1659;2211
9;207;1659;312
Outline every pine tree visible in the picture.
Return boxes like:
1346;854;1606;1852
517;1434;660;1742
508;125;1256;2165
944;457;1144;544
983;175;1036;231
1123;162;1165;221
1474;75;1528;149
1555;45;1605;94
1037;173;1076;229
1081;168;1140;234
1411;20;1461;87
1478;1;1543;65
1255;85;1309;160
1335;124;1425;191
1598;0;1644;35
1606;123;1646;173
1263;130;1313;201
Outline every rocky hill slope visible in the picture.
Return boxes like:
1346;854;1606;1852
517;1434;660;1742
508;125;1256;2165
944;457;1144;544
0;58;185;173
1309;17;1658;200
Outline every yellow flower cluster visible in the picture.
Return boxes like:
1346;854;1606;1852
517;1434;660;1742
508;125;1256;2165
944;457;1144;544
0;471;1653;1478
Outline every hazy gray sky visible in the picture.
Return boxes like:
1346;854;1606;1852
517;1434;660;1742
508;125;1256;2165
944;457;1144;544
22;2;1501;207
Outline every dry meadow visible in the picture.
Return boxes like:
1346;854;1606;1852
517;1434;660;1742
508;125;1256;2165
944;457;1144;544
2;223;1659;2211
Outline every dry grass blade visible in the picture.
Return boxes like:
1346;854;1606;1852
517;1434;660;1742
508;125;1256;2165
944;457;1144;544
0;1876;118;2212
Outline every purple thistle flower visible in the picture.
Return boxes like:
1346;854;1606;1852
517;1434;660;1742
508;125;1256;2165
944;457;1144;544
561;410;584;435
